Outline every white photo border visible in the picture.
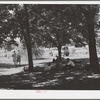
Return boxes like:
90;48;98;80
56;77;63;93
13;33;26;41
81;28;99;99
0;1;100;99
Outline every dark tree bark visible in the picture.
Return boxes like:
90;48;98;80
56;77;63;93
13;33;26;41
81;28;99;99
57;45;62;61
55;32;62;61
86;17;100;73
24;4;34;72
79;6;100;74
26;42;34;72
15;5;34;72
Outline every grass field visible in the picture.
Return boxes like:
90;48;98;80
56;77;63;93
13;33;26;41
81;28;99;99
0;47;100;89
0;68;100;90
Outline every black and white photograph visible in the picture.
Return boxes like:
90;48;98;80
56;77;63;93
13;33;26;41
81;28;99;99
1;1;100;98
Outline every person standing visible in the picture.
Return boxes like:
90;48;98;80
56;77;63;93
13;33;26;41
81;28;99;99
12;51;17;67
17;50;21;66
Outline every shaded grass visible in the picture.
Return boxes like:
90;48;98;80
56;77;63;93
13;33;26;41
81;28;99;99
0;57;100;90
0;63;28;68
0;69;100;90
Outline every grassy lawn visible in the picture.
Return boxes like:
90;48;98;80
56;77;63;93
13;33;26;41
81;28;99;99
0;63;28;69
0;57;100;90
0;69;100;90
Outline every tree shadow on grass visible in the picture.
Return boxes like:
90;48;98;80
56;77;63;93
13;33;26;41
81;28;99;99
34;58;50;60
0;63;28;68
0;57;100;89
73;57;100;63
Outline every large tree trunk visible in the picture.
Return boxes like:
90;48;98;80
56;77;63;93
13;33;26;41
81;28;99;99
57;45;62;61
24;5;34;72
26;43;34;72
86;17;100;74
15;5;34;72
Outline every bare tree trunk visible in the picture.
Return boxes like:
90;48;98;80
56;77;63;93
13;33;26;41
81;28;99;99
26;43;34;72
24;4;34;72
86;17;100;74
15;5;34;72
79;6;100;74
57;45;62;61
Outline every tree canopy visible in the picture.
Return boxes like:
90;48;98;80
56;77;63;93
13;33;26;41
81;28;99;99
0;4;100;73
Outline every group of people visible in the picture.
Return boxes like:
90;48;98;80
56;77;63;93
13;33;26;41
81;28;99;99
56;58;75;70
63;58;75;70
24;55;75;73
12;50;21;67
43;57;75;74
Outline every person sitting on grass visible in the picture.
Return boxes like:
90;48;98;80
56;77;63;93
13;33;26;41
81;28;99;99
44;63;52;74
44;62;57;75
52;58;56;63
66;58;75;70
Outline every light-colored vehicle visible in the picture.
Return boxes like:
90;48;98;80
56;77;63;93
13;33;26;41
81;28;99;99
62;46;69;56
